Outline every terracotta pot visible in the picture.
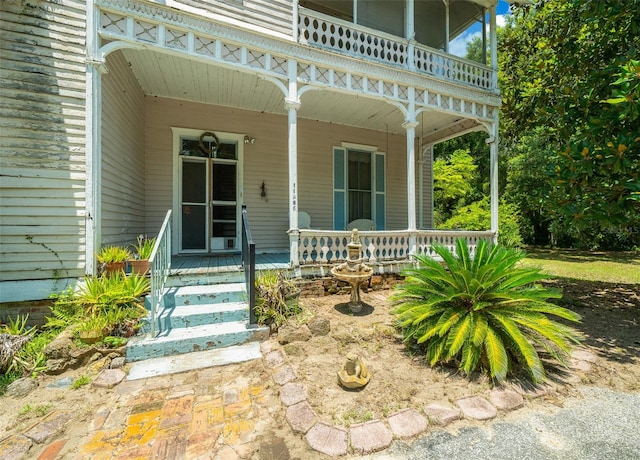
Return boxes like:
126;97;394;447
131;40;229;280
129;259;151;275
104;261;126;276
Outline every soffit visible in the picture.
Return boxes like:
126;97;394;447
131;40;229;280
119;49;473;137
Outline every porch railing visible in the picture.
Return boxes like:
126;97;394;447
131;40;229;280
148;209;172;337
297;8;494;91
241;205;257;325
298;229;495;265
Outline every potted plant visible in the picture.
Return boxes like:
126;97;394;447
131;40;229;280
96;245;131;276
129;235;156;275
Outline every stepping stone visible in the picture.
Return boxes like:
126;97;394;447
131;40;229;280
423;403;461;426
92;369;125;388
306;423;348;457
456;396;497;420
387;408;428;438
24;411;72;444
570;359;593;372
265;350;286;368
350;420;393;454
286;401;318;434
273;365;297;386
279;382;307;406
572;349;597;363
489;388;524;411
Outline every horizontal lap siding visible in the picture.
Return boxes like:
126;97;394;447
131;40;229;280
145;98;410;252
101;51;146;246
0;0;87;298
175;0;293;37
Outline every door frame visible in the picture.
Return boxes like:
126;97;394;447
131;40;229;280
171;127;245;254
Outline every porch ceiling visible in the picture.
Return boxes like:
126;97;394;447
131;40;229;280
120;49;469;137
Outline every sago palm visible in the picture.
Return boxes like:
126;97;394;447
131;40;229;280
392;239;582;383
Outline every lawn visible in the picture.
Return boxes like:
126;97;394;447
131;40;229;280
521;248;640;284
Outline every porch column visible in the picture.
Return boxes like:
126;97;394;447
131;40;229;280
418;144;434;229
403;90;419;256
489;5;498;88
488;121;499;242
85;0;106;276
286;59;301;268
443;0;450;53
406;0;415;71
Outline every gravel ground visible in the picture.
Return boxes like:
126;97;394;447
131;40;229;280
359;386;640;460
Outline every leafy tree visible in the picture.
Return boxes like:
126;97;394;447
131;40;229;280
500;0;640;241
433;149;478;223
441;198;523;248
392;239;582;383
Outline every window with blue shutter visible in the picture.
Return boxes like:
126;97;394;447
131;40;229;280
333;147;385;230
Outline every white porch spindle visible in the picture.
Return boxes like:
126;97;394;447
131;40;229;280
489;122;499;240
286;60;301;267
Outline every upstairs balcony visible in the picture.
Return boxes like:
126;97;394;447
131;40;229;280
297;0;498;92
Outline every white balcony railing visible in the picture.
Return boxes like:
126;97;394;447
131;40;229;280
298;8;494;91
297;229;495;265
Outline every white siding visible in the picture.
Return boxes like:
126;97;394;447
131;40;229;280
0;0;87;302
145;97;411;252
101;51;146;246
175;0;293;37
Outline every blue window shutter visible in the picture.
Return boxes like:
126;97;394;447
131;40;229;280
334;148;346;230
374;152;385;230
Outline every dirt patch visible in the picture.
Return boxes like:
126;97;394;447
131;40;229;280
279;279;640;428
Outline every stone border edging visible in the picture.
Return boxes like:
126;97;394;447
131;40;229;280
261;341;599;457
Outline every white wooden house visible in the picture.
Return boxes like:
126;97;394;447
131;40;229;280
1;0;502;305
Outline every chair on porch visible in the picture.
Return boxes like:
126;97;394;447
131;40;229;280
346;218;375;231
299;211;311;229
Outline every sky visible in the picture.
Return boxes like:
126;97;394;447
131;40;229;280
449;0;511;57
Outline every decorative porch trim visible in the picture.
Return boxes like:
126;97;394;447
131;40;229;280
96;0;500;123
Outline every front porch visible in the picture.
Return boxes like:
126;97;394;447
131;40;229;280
169;228;494;281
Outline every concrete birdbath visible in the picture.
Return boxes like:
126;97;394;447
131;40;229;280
331;229;373;313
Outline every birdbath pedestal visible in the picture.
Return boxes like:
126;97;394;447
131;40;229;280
330;229;373;313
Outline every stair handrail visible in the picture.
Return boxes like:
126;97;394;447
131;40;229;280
149;209;172;337
241;205;257;325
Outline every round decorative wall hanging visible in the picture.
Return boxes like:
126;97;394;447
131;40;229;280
199;131;219;156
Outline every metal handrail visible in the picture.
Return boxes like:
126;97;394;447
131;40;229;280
241;205;256;325
149;209;172;337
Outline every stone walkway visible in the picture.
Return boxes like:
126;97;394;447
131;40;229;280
0;342;599;459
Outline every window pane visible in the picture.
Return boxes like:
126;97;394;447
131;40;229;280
348;150;372;220
182;205;206;249
349;191;372;221
181;139;208;157
182;161;206;203
212;163;236;201
216;142;237;160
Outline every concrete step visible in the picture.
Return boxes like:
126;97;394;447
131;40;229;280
126;321;269;362
127;342;263;380
156;301;249;330
166;271;245;288
160;282;246;308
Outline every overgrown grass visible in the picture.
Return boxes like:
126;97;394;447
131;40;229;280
521;249;640;284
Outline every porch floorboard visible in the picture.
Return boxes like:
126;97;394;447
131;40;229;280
170;252;291;275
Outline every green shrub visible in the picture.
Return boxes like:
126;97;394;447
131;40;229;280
440;198;523;248
392;239;582;383
255;271;301;329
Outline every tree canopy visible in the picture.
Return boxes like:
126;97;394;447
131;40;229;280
500;0;640;243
